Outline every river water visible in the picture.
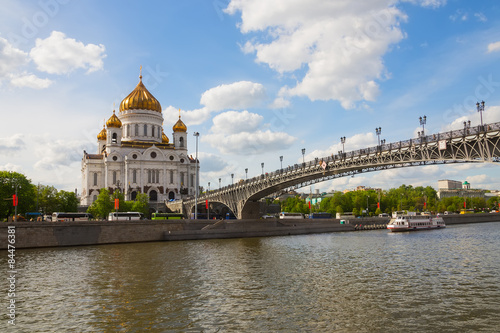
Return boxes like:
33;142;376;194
2;222;500;332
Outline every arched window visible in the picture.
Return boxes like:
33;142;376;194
170;170;173;183
132;169;137;184
148;170;151;183
179;137;184;147
168;191;175;200
126;124;130;137
113;171;117;184
93;195;97;202
180;172;184;186
149;190;157;201
144;124;148;136
135;124;139;136
112;133;117;143
131;191;137;201
93;172;97;186
152;126;155;138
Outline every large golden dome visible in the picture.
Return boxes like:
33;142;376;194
119;74;162;113
106;110;122;128
97;125;107;140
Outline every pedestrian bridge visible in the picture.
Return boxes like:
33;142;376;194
167;122;500;219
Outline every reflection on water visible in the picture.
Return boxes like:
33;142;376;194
2;222;500;332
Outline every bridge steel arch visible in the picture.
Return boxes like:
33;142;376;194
167;122;500;219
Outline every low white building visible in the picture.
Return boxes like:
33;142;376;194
80;72;198;206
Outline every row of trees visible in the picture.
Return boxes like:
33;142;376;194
278;185;499;216
87;188;149;219
0;171;78;221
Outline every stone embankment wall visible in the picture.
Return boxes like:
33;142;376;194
0;213;498;249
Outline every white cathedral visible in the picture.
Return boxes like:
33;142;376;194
80;72;198;206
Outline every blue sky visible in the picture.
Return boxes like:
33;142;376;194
1;0;500;194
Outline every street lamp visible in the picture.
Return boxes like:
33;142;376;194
231;173;234;185
193;132;199;219
207;182;210;220
261;162;264;175
219;177;221;189
280;156;283;170
340;136;346;154
419;115;426;136
375;127;381;146
245;168;248;179
476;100;485;130
464;120;471;134
301;148;306;165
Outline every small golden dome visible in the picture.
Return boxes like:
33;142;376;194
106;110;122;128
97;125;107;141
172;109;187;133
162;129;169;143
119;74;162;113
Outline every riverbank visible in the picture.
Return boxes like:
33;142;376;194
1;213;498;249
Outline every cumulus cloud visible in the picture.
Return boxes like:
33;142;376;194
203;110;296;154
0;134;26;155
10;72;52;89
30;31;106;74
225;0;409;109
198;152;229;173
33;139;91;170
163;106;212;127
200;81;267;111
0;163;22;172
0;37;28;79
487;41;500;53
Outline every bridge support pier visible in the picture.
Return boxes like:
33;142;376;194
239;200;261;220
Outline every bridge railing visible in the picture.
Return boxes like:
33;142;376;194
199;121;500;199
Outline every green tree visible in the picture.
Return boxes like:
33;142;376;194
39;185;59;214
57;190;79;212
132;193;149;217
87;188;113;219
0;171;36;220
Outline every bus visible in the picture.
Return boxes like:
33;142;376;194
108;212;144;221
24;212;43;221
279;212;304;219
52;212;93;222
308;212;332;219
151;212;184;220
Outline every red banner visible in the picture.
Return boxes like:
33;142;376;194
13;194;18;207
308;201;311;209
424;202;427;208
377;202;380;209
463;201;466;208
114;198;119;210
205;200;208;209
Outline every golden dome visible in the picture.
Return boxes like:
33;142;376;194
162;129;170;143
106;110;122;128
97;125;107;140
119;74;162;113
172;109;187;132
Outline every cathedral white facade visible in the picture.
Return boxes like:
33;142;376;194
80;73;198;206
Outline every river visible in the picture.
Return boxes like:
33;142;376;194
2;222;500;332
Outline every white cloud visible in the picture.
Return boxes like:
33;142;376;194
226;1;409;109
163;106;212;127
203;110;296;154
10;72;52;89
0;134;26;155
210;110;262;134
198;152;229;173
33;138;90;170
487;41;500;53
474;12;487;22
0;37;29;82
0;163;23;172
200;81;267;111
404;0;447;8
30;31;106;74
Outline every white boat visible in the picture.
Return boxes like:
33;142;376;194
387;215;445;232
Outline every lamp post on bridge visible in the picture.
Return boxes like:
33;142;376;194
231;173;234;185
419;115;426;136
340;137;346;154
207;182;210;220
280;155;283;171
245;168;248;180
301;148;306;166
219;178;221;190
476;101;485;131
193;132;199;219
261;162;264;175
464;120;471;134
375;127;381;146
